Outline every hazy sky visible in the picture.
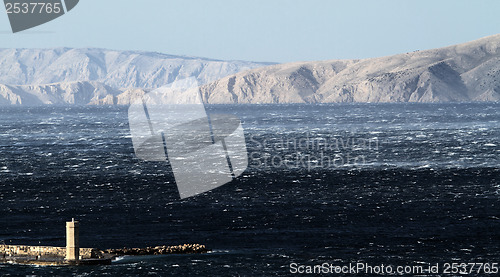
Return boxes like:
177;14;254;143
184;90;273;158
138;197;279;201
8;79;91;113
1;0;499;63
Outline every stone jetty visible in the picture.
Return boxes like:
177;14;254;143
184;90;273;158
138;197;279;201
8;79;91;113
104;244;209;256
1;220;210;266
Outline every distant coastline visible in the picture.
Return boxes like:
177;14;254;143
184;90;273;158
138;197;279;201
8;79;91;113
1;34;499;105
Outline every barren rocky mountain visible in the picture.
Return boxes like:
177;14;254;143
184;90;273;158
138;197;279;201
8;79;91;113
1;35;499;105
0;48;269;105
200;34;500;103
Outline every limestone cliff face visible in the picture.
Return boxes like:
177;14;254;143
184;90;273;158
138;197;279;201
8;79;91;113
200;34;500;103
88;88;149;105
0;81;121;105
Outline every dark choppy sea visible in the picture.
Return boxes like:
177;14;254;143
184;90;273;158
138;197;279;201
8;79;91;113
0;103;499;276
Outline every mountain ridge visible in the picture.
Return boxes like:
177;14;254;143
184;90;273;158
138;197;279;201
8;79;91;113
0;47;270;88
1;35;499;105
200;34;500;103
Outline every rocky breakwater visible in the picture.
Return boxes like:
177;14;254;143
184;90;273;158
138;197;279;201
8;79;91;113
104;244;209;256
